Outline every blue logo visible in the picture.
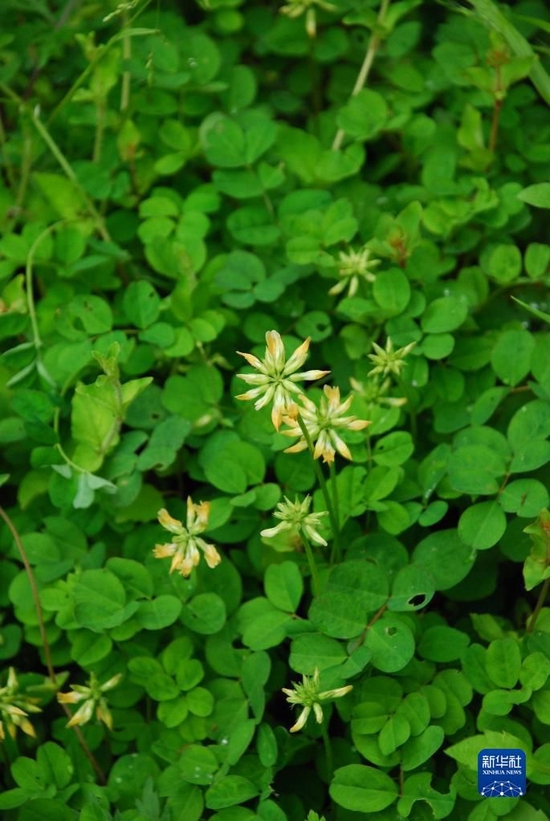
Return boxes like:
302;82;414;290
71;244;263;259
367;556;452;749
478;749;526;797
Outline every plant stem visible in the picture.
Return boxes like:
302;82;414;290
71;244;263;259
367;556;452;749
296;414;339;545
320;721;333;775
332;0;391;151
0;505;106;783
30;107;111;242
0;109;17;194
93;101;105;164
489;66;503;154
26;221;67;355
527;578;550;633
15;124;33;215
301;528;321;596
329;461;341;564
120;10;132;112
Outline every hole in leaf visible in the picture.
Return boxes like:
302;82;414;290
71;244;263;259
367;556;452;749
386;626;397;636
408;594;427;607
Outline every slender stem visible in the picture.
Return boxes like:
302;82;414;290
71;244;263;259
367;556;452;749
26;221;67;353
15;125;33;214
329;461;341;564
0;110;17;193
48;0;156;126
93;102;105;164
0;506;56;682
0;505;106;783
301;528;321;596
296;414;338;542
527;579;550;633
320;721;333;776
120;9;132;112
30;109;111;242
308;35;321;136
489;66;503;154
332;0;391;151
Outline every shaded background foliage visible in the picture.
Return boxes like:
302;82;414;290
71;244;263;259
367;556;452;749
2;0;550;819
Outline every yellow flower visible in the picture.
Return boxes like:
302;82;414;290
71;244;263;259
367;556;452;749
236;330;329;430
261;495;328;547
57;672;122;730
329;247;381;298
0;667;41;742
282;385;371;463
153;499;221;577
280;0;337;37
282;668;352;733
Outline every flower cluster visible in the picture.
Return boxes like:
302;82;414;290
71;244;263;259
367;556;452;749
0;667;41;741
329;246;381;298
236;331;370;463
282;385;370;463
282;668;352;733
236;330;329;429
368;337;416;378
261;495;328;547
57;672;122;730
280;0;337;38
153;499;221;577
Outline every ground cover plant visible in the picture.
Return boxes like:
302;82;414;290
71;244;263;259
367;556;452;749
2;0;550;819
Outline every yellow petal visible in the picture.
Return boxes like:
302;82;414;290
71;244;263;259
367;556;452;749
237;351;264;370
158;508;183;534
283;337;310;374
153;542;177;559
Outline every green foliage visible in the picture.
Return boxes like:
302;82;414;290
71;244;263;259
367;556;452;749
1;0;550;819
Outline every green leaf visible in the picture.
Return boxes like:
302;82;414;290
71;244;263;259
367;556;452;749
484;244;522;284
244;117;276;164
205;776;260;810
73;568;127;630
458;502;507;550
518;183;550;209
372;269;411;315
123;281;161;329
500;480;549;518
199;432;265;493
330;765;398;812
200;113;247;167
525;243;550;279
18;799;77;821
70;631;112;666
491;329;535;385
290;633;347;675
373;431;414;467
418;626;470;662
254;727;277;772
36;743;73;790
327;561;389;612
136;595;183;629
33;172;87;219
448;445;506;495
388;564;435;611
400;725;445;771
365;614;415;672
379;713;411;756
309;591;365;639
106;557;154;598
398;773;455;820
264;561;303;612
181;593;226;635
413;530;475;590
486;638;521;689
421;296;468;333
336;89;388;140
